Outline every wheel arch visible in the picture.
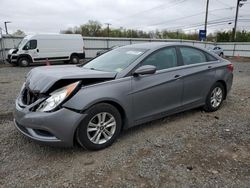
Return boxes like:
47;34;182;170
73;99;128;144
17;54;33;63
73;100;128;146
88;100;127;130
70;53;79;58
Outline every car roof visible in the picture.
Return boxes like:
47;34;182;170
118;42;220;60
120;42;191;50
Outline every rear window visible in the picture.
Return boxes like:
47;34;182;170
206;52;218;61
180;47;207;65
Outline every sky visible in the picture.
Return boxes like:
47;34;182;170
0;0;250;35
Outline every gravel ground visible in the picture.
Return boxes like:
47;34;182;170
0;62;249;187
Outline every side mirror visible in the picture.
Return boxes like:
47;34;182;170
133;65;156;76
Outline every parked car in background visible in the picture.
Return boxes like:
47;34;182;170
207;46;224;57
14;42;233;150
96;45;121;56
7;34;85;67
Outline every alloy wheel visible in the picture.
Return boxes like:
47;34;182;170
87;112;116;144
210;87;223;108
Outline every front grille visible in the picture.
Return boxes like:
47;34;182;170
22;87;39;105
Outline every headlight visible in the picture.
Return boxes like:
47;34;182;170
37;81;80;112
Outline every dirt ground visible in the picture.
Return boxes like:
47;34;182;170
0;62;249;188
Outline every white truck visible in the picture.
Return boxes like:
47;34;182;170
7;34;85;67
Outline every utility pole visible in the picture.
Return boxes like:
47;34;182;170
204;0;210;39
233;0;240;41
0;27;2;38
105;23;111;37
233;0;247;41
0;27;5;63
4;21;11;35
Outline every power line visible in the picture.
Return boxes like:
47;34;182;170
182;19;250;31
147;7;236;27
114;0;187;22
160;16;250;31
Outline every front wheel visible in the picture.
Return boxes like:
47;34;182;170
204;82;225;112
70;55;79;64
18;57;30;67
76;103;122;150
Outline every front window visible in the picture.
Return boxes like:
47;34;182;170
83;48;147;72
17;39;28;49
23;40;37;50
141;47;178;70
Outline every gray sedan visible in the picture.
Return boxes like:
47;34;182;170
14;43;233;150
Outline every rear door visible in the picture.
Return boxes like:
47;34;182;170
131;47;183;122
178;46;217;107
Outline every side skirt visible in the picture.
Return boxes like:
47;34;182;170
129;102;205;129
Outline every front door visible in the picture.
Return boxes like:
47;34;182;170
23;39;38;59
131;47;183;122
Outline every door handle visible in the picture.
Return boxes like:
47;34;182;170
174;75;181;79
37;49;39;52
208;65;212;69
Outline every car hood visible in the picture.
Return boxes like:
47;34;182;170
25;65;117;93
8;48;18;55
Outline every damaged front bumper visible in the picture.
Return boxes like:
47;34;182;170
7;54;18;64
14;99;86;147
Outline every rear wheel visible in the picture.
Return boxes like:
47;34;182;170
18;57;30;67
70;54;79;64
204;82;225;112
76;103;122;150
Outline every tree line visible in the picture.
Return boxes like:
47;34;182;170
60;20;250;42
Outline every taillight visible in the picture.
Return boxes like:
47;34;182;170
227;64;234;72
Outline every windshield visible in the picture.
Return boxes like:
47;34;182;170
83;48;147;72
17;39;28;49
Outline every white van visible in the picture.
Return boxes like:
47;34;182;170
7;34;85;67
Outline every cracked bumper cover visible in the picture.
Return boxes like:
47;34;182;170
14;100;86;147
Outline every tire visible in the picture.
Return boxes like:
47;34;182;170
18;57;30;67
76;103;122;150
70;54;79;64
204;82;225;112
219;53;224;57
